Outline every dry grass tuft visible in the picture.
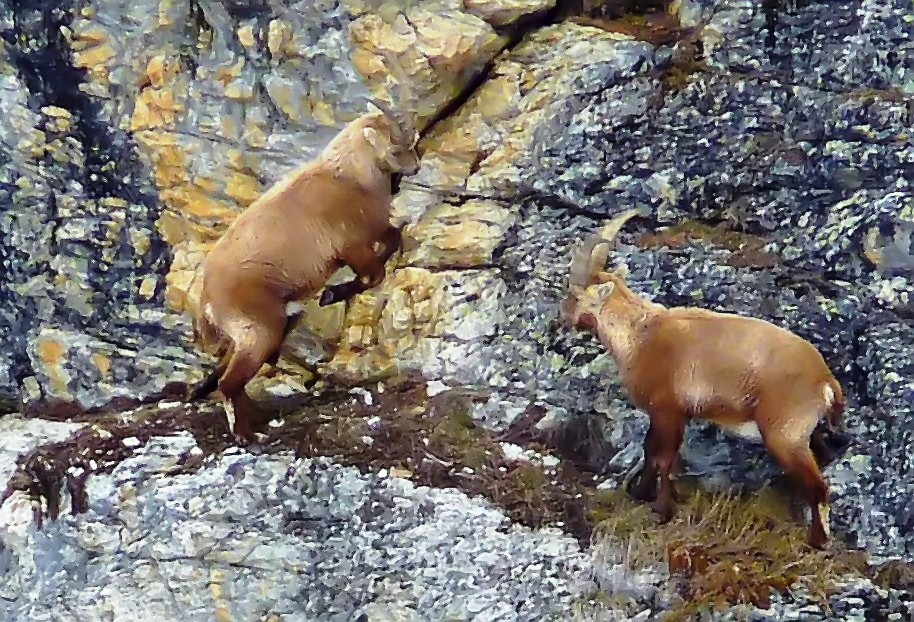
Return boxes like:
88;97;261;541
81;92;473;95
590;485;869;616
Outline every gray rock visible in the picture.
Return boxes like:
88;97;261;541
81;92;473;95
0;444;593;622
702;0;914;93
0;3;196;410
0;415;84;486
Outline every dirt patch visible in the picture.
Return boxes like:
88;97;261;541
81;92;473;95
571;12;692;46
844;86;910;105
636;219;780;268
2;402;236;526
563;0;698;46
19;381;190;421
874;558;914;593
258;381;608;545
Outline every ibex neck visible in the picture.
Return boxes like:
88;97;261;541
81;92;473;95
319;119;392;197
595;303;660;369
320;143;391;197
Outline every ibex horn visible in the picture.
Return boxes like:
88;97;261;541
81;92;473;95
569;234;611;287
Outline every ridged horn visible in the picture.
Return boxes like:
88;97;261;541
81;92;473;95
368;48;417;145
569;234;611;287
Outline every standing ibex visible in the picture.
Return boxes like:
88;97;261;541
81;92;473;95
188;52;421;442
560;233;846;549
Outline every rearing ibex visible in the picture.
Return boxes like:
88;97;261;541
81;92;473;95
561;230;847;549
188;51;421;442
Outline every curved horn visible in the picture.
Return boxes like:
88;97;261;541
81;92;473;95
373;48;417;142
367;93;405;141
569;234;611;287
598;208;642;249
588;237;611;276
368;98;401;126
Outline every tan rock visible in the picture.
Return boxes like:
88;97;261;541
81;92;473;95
267;19;291;58
324;267;503;381
464;0;556;26
401;199;516;268
72;43;117;73
349;9;505;126
237;23;257;49
131;87;184;131
138;276;158;300
35;334;71;398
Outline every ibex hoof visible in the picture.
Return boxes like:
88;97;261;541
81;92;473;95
626;474;656;502
651;501;675;524
318;288;337;307
807;529;828;550
232;431;256;447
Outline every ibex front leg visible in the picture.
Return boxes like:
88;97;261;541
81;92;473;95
319;227;401;306
628;407;686;523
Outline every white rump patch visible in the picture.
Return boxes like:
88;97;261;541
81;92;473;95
819;503;831;537
717;420;763;441
223;398;236;434
286;301;307;317
822;383;835;406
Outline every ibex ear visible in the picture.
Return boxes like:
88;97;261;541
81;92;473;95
363;126;400;170
594;281;615;299
362;127;388;152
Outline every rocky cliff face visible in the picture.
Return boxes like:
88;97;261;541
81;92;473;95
1;0;913;620
0;0;556;411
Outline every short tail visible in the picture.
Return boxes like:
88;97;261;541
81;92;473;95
823;377;845;432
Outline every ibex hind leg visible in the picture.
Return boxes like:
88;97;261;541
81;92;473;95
219;318;285;444
187;342;234;402
762;424;831;549
266;312;339;373
264;310;304;368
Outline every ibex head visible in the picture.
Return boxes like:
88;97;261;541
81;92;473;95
561;234;615;331
560;222;643;333
366;49;421;176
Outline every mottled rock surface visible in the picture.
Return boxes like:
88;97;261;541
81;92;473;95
0;0;544;409
0;440;591;621
1;0;914;620
0;2;198;409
